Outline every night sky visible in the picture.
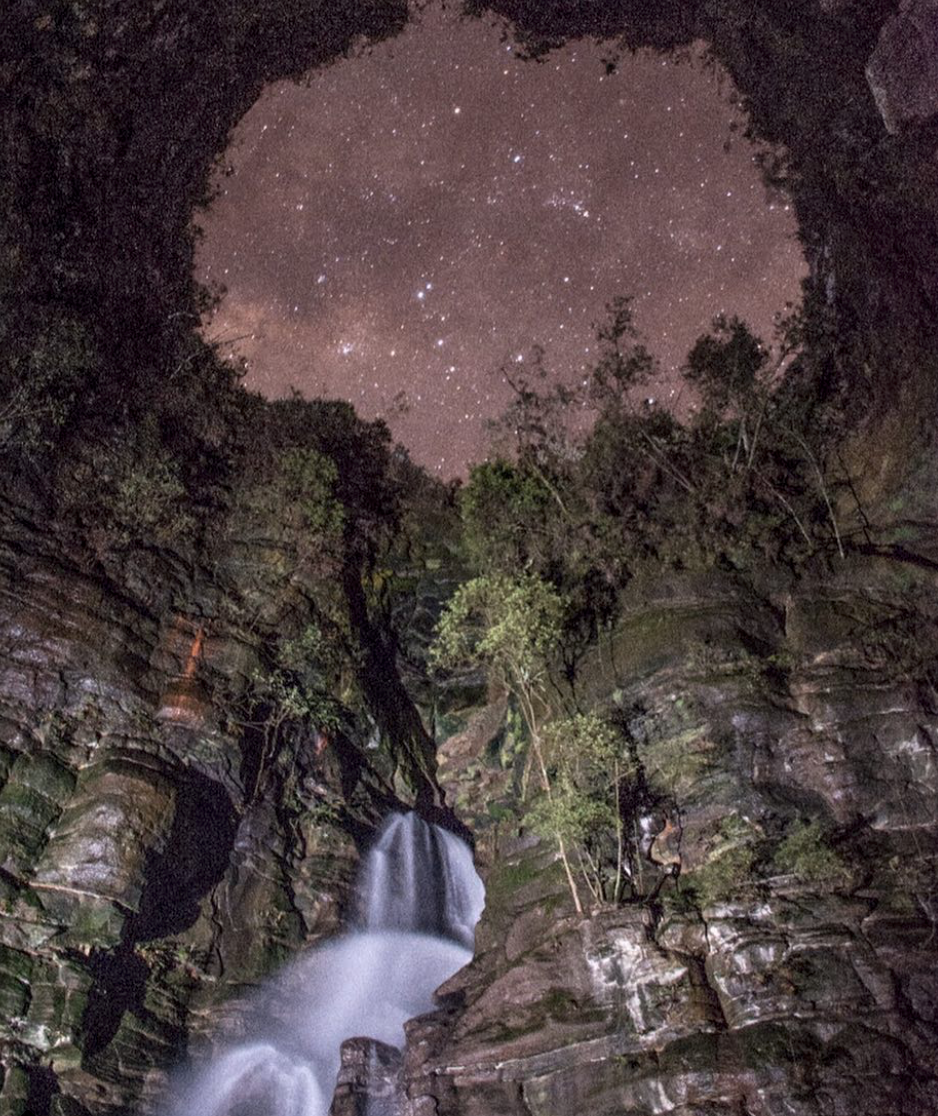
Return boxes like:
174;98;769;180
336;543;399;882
197;4;807;476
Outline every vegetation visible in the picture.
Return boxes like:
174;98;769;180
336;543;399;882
0;315;95;455
683;816;760;907
433;575;646;913
454;298;858;636
1;212;926;920
431;572;592;909
773;819;852;887
428;292;887;913
529;713;636;906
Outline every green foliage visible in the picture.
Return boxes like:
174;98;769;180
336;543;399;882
529;713;635;906
278;448;345;540
249;668;343;733
53;413;197;548
241;446;344;545
686;816;760;906
112;456;194;544
258;621;348;732
460;459;553;570
529;781;615;849
236;619;350;803
431;571;565;692
540;713;621;801
275;621;344;678
0;315;95;454
684;314;768;416
773;819;851;886
224;441;352;617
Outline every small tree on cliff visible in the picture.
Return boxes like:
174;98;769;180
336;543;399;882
531;712;632;906
431;573;587;914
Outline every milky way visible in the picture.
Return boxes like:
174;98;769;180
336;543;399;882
197;4;806;475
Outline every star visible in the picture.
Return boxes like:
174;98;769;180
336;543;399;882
197;3;805;476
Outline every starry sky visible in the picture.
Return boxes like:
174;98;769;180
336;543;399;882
196;3;807;476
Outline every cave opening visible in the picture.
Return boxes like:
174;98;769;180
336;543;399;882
194;1;806;476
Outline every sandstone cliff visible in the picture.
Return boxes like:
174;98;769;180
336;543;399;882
1;1;937;1114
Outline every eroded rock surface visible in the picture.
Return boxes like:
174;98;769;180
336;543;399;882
1;1;937;1113
0;495;397;1114
406;564;938;1116
867;0;938;133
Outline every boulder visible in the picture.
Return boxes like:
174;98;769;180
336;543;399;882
867;0;938;133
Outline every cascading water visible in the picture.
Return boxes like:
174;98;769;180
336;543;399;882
164;812;484;1116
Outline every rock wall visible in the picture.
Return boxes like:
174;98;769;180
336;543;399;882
405;562;938;1115
0;492;399;1115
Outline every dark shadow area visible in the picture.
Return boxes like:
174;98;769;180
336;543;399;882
133;769;239;941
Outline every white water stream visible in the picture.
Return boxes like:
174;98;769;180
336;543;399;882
166;812;484;1116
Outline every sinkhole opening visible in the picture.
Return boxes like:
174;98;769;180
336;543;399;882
194;1;806;477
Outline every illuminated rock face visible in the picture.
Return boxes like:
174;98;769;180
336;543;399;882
0;515;369;1113
1;496;937;1116
401;567;938;1116
163;812;483;1116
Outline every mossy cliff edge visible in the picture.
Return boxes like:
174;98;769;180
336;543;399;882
1;1;937;1114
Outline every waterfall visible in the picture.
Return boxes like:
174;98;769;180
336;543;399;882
164;812;483;1116
359;811;482;949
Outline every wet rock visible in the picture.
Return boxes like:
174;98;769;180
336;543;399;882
33;751;176;926
0;493;395;1113
404;564;938;1116
331;1037;403;1116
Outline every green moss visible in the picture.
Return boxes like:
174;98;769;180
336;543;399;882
0;1064;30;1113
643;726;714;797
0;756;72;867
484;1017;544;1044
486;857;542;901
483;854;567;923
0;946;32;1024
773;819;852;886
56;897;126;950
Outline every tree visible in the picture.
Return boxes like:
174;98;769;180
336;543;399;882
684;315;770;471
0;315;95;455
431;572;588;913
459;459;554;572
684;312;846;557
531;713;632;905
588;296;656;410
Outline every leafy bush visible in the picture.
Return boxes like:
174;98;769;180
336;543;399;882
529;712;634;905
687;815;760;906
431;571;565;695
112;457;194;544
459;458;553;571
278;448;345;540
0;315;95;454
773;819;851;886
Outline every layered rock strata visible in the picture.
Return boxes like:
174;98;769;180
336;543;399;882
407;564;938;1116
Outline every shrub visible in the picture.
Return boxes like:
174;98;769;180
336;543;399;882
688;815;760;906
0;315;95;454
773;819;851;886
113;457;194;544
